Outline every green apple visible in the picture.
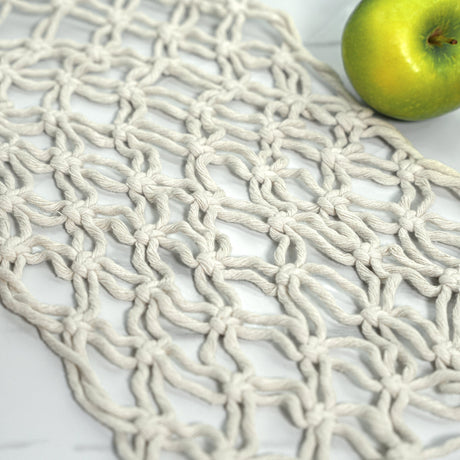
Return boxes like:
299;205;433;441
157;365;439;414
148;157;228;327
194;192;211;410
342;0;460;120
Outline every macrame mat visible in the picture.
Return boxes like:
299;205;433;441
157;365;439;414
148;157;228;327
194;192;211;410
1;0;460;458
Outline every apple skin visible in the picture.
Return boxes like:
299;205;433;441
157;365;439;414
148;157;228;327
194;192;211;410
342;0;460;121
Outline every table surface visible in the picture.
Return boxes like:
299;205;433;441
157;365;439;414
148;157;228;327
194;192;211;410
1;1;459;459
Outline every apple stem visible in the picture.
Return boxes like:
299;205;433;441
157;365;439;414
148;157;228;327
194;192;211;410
428;27;458;47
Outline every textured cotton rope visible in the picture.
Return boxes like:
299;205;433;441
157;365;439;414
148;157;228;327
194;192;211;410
1;0;460;458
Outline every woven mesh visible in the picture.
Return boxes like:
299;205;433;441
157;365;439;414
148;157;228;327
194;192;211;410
1;0;460;458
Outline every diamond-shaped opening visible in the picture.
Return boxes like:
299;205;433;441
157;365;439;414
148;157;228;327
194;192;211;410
215;217;272;259
83;140;131;167
430;183;460;226
156;145;186;179
22;133;53;150
30;219;72;247
279;146;322;173
284;176;320;204
403;399;460;454
192;13;221;38
225;278;281;316
104;231;134;271
122;31;154;58
7;84;43;109
21;261;75;307
144;107;185;134
360;135;394;162
29;57;61;71
206;162;251;198
178;49;220;77
55;13;96;43
330;415;376;459
239;337;301;380
165;196;189;225
329;348;376;405
86;342;136;407
160;74;203;100
330;434;362;460
394;278;436;323
0;8;45;40
97;283;131;336
255;404;302;457
137;0;172;24
71;93;118;125
248;68;275;90
157;246;204;304
85;65;128;88
242;17;283;47
212;339;239;372
33;171;65;202
349;179;401;216
163;380;227;450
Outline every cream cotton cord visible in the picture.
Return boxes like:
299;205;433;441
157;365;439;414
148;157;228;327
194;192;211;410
0;0;460;459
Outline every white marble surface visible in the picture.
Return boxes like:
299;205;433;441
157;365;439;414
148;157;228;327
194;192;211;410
1;1;459;459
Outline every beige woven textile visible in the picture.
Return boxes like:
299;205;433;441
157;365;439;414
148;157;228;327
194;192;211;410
1;0;460;458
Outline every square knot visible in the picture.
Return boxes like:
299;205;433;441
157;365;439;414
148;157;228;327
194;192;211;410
299;337;328;364
259;122;285;145
118;82;144;102
55;70;78;88
108;8;130;27
353;241;382;266
61;201;95;227
62;313;90;336
223;372;253;403
216;41;235;58
126;172;154;194
385;442;422;460
42;110;66;128
0;237;27;263
397;160;424;183
275;263;302;287
251;164;279;184
267;211;297;234
0;192;24;213
380;374;408;398
305;402;332;427
272;49;293;68
187;138;215;158
208;306;240;335
71;251;100;278
188;101;215;120
398;209;423;233
433;340;460;368
135;414;172;441
50;149;81;174
157;23;180;44
136;338;170;366
85;44;110;64
321;147;346;170
360;306;385;327
195;251;224;276
336;110;367;133
113;123;134;143
316;190;349;216
227;0;247;15
26;38;50;53
51;0;74;12
135;278;172;303
439;266;460;292
221;75;249;94
193;189;224;212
